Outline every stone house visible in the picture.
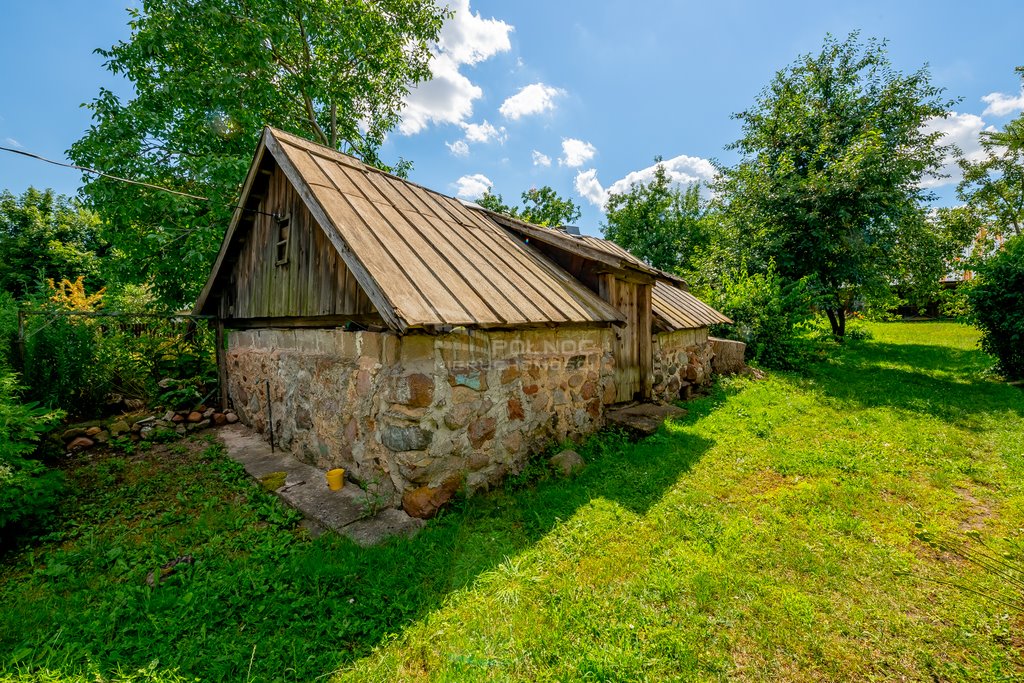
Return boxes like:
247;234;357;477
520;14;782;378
194;127;730;515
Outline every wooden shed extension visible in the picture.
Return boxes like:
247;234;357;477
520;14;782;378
194;127;625;332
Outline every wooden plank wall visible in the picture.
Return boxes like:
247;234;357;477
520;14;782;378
601;274;642;402
224;165;376;319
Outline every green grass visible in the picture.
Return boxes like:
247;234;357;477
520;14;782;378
1;322;1023;681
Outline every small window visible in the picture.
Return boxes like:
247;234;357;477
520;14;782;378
275;214;291;266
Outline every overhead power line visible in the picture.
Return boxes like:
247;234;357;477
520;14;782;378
0;144;279;219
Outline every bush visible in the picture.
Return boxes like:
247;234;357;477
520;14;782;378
703;262;816;370
0;370;64;540
967;236;1024;379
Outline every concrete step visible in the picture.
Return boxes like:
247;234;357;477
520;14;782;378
216;424;424;546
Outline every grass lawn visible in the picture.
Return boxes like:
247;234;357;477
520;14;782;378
1;321;1022;681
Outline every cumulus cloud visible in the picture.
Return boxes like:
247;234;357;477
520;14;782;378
922;112;996;188
532;150;551;167
462;120;507;144
982;88;1024;117
400;2;513;135
574;169;607;208
454;173;493;199
560;138;596;167
437;0;513;66
574;154;717;209
499;83;564;120
446;140;470;157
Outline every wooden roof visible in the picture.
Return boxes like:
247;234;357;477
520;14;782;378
195;128;625;332
652;281;732;330
482;211;687;285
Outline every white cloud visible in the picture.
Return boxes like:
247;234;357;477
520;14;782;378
401;2;513;135
462;120;506;144
3;137;22;148
922;112;996;188
532;150;551;167
574;169;607;208
982;88;1024;117
607;155;716;196
560;138;596;167
499;83;564;120
437;0;513;66
453;173;493;199
574;154;717;209
446;140;470;157
401;53;482;134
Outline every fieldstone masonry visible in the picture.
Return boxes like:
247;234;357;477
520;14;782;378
228;327;616;513
651;328;715;403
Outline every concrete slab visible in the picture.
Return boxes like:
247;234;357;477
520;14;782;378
217;424;424;546
605;402;688;438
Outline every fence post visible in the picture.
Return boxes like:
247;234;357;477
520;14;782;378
215;318;229;411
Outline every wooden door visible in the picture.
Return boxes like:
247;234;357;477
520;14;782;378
601;275;648;403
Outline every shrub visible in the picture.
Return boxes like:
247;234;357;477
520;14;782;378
704;263;815;370
967;236;1024;379
0;370;64;540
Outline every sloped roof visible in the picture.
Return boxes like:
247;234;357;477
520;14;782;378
652;281;732;330
481;211;687;286
195;128;625;332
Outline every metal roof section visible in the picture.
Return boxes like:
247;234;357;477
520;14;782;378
652;280;732;330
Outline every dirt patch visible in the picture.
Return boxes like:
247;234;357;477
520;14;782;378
952;485;995;531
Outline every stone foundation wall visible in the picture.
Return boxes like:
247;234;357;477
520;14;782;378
227;327;615;507
651;327;714;402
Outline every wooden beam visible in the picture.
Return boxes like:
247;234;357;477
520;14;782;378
223;314;385;330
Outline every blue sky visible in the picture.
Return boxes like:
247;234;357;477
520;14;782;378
2;0;1023;235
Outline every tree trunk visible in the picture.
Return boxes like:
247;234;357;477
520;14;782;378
825;307;846;337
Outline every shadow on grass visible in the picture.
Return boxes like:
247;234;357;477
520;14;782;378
0;412;715;681
808;340;1024;426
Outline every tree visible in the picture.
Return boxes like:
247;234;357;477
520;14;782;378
966;235;1024;379
0;188;104;299
716;33;958;336
70;0;448;308
518;187;581;227
475;186;581;227
958;68;1024;241
603;162;711;272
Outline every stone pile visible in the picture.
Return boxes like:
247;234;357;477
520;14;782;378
59;407;239;453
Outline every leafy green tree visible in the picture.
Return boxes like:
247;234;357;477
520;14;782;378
475;186;581;227
966;235;1024;378
476;191;514;216
603;162;711;272
958;68;1024;240
0;188;103;299
518;187;581;227
716;33;957;336
70;0;448;308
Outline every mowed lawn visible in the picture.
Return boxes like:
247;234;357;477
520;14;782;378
2;322;1023;681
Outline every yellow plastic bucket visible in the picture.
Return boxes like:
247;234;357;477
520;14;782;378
326;468;345;491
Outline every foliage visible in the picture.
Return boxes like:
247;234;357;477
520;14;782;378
476;186;582;227
0;370;64;540
23;281;216;414
716;33;961;336
966;236;1024;378
2;324;1023;681
703;262;816;369
603;162;711;272
69;0;449;308
0;291;18;367
957;68;1024;241
0;188;104;300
